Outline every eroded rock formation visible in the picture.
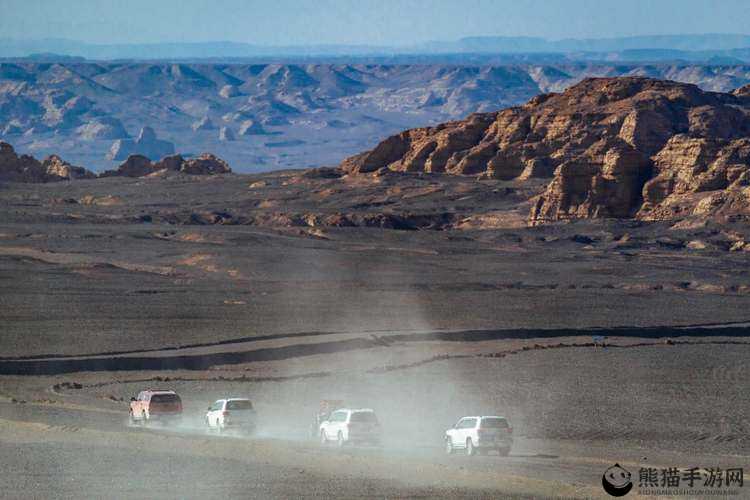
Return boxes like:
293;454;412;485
0;142;95;182
101;152;231;177
342;77;750;224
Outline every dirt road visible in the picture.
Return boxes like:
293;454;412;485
2;342;750;499
0;401;606;499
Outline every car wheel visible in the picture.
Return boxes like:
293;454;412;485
337;431;345;448
320;430;328;445
498;447;510;457
445;437;454;455
466;438;475;456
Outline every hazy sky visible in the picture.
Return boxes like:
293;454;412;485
2;0;749;46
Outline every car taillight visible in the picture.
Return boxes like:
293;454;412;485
222;411;229;417
507;427;513;434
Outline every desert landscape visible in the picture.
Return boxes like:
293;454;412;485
1;70;750;498
6;0;750;496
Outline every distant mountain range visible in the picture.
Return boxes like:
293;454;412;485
4;61;750;172
3;34;750;62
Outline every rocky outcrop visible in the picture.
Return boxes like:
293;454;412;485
107;126;175;161
179;154;231;175
100;155;156;178
41;155;97;180
101;152;231;177
0;142;95;182
342;77;750;224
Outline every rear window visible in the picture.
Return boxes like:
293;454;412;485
350;411;378;423
226;400;253;410
151;394;180;404
480;417;509;429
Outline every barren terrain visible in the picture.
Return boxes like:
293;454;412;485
1;170;750;498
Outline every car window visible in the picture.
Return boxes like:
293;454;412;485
151;394;180;404
210;401;222;411
226;400;253;410
480;417;509;429
459;418;477;429
350;411;377;423
331;411;346;422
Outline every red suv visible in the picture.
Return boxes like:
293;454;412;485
129;390;182;425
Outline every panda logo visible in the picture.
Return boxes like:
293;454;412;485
602;463;633;497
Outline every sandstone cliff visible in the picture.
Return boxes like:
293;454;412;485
342;77;750;224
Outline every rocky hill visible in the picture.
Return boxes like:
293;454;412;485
3;63;750;172
342;77;750;224
0;142;230;181
0;142;95;182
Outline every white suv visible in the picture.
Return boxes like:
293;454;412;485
319;408;381;447
205;398;256;434
445;416;513;456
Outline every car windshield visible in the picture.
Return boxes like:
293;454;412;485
226;400;253;410
151;394;180;404
350;411;377;423
480;417;509;429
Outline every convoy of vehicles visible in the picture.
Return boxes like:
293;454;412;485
128;391;513;457
444;416;513;456
205;398;257;434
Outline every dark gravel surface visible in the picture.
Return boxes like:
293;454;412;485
2;211;750;357
76;343;750;457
